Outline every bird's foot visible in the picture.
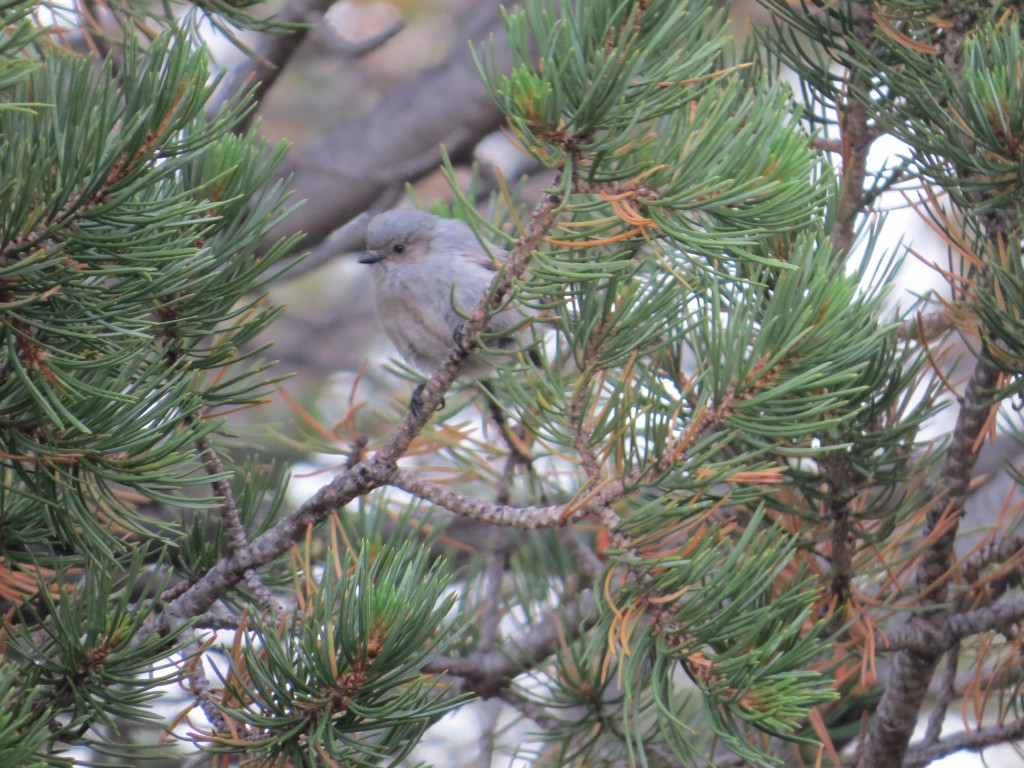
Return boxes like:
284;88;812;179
410;383;445;418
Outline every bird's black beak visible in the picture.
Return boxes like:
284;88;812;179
358;251;383;264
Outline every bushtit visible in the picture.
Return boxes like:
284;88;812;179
359;210;529;386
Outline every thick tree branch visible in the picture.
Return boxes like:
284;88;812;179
262;1;514;255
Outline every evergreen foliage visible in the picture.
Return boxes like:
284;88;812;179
2;0;1024;767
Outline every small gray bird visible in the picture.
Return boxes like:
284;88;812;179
359;210;528;383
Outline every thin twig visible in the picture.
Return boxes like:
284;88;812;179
903;716;1024;768
500;689;564;732
474;698;503;768
829;1;875;259
502;678;687;768
193;612;247;631
194;432;247;552
483;390;535;505
426;589;598;697
961;534;1024;587
477;535;507;652
181;633;231;734
896;308;957;342
194;430;280;614
558;529;605;583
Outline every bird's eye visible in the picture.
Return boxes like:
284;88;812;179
392;243;405;254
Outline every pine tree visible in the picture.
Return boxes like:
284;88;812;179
2;1;1024;767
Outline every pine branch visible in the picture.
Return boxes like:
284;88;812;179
25;0;1024;763
855;6;1022;762
151;191;563;631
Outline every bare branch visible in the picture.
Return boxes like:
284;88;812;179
426;589;598;697
922;641;958;745
829;2;875;258
948;593;1024;641
390;467;632;529
903;716;1024;768
961;532;1024;586
261;1;515;256
319;18;404;58
153;452;387;631
182;634;231;734
558;529;605;582
194;424;279;614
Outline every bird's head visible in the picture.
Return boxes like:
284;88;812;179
359;210;437;266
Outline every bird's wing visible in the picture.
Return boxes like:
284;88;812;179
458;248;501;275
438;217;506;271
